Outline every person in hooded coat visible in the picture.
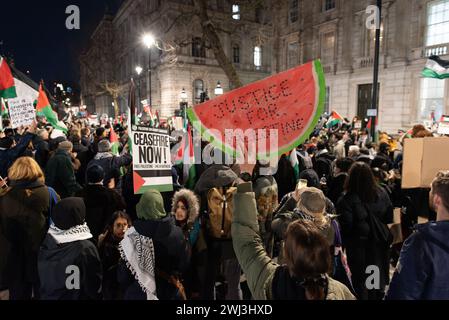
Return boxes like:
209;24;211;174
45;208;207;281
38;197;102;300
117;189;190;300
171;189;205;299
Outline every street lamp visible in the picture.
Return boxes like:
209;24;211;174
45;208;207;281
215;81;224;96
180;88;188;127
142;33;155;109
135;66;143;114
180;88;188;101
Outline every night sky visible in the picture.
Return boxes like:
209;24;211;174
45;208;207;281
0;0;123;88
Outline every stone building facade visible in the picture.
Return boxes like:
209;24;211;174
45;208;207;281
80;0;449;132
276;0;449;133
80;0;272;118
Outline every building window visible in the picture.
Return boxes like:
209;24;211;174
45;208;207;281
287;42;299;69
232;4;240;20
325;86;330;113
323;0;336;12
289;0;299;23
420;78;445;122
426;0;449;46
254;46;262;69
192;37;206;58
320;32;335;66
233;45;240;63
366;23;384;56
194;79;204;105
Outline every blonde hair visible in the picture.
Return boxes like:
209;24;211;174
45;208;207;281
8;157;45;184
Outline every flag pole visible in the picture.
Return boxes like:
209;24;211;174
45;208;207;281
370;0;382;141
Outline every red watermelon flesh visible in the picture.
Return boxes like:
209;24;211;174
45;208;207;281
187;60;325;158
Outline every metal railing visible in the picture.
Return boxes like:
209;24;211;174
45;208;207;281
423;43;449;57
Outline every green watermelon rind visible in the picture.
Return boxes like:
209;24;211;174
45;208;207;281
275;59;326;157
187;59;326;159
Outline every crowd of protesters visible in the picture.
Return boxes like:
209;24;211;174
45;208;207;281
0;113;448;301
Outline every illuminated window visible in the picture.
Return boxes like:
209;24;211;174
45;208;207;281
426;0;449;46
232;4;240;20
254;46;262;69
420;78;445;122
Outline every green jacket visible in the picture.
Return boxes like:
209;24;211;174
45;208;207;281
232;182;355;300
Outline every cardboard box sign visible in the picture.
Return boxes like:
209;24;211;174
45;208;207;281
402;137;449;189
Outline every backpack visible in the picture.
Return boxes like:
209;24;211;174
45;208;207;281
206;186;237;239
297;150;313;171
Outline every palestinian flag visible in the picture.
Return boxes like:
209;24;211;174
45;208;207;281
0;57;17;99
290;148;300;183
110;126;120;156
0;98;8;117
326;111;344;128
183;124;196;190
422;56;449;79
36;84;67;133
110;126;126;176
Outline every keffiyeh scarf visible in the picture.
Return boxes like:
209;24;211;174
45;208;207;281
48;222;93;244
119;227;158;300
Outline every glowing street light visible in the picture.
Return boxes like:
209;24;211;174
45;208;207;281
135;66;143;75
215;81;224;96
142;34;155;49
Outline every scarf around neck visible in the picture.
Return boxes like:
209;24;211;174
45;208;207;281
48;222;93;244
119;226;158;300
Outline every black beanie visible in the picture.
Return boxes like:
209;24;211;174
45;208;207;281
87;165;105;184
52;198;86;230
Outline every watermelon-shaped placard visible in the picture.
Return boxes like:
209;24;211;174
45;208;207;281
187;60;325;159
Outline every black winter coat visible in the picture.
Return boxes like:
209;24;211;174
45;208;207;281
336;188;393;299
98;235;122;300
38;234;102;300
0;180;50;299
118;218;190;300
33;137;50;170
75;185;126;240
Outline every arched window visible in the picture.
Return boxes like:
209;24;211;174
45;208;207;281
254;46;262;69
193;79;204;104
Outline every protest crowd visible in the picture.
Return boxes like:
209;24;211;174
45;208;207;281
1;106;449;302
